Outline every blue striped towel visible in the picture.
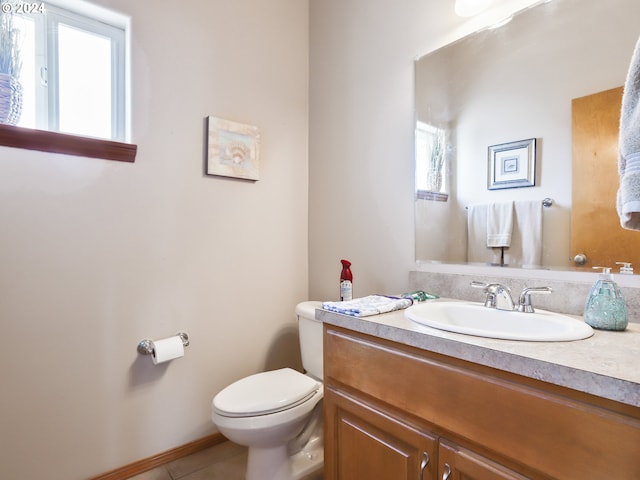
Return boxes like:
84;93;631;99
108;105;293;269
322;295;413;317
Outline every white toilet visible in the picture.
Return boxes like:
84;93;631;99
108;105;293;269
212;301;324;480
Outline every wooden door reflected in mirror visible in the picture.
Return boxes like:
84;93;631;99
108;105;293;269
571;86;640;270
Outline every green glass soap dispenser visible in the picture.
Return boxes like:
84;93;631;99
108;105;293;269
583;266;628;331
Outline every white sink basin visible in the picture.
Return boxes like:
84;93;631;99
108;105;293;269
405;301;594;341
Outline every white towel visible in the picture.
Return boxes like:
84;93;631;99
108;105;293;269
466;204;501;264
322;295;413;317
486;202;514;247
617;36;640;230
509;200;543;267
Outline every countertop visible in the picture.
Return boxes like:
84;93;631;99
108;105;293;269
317;299;640;408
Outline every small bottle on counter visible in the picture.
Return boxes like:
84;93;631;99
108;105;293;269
402;290;439;302
340;259;353;301
583;266;628;331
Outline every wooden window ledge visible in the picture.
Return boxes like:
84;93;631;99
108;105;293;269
0;124;137;163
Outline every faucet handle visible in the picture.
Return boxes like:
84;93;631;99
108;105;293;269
517;286;552;313
470;281;494;307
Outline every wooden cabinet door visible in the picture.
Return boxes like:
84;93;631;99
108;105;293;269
325;386;437;480
438;440;530;480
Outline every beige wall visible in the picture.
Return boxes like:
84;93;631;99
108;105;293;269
308;0;467;300
308;0;635;296
0;1;308;478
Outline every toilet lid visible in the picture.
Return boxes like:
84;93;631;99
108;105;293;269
213;368;320;417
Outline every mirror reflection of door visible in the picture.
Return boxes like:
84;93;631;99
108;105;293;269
571;86;640;270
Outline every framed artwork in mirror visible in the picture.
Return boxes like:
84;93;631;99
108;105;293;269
206;116;260;181
487;138;536;190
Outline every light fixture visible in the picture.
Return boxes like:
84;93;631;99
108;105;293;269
454;0;494;17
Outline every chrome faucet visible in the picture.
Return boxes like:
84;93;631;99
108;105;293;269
471;281;515;311
471;282;552;312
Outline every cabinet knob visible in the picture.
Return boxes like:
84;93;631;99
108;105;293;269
420;452;430;480
442;463;452;480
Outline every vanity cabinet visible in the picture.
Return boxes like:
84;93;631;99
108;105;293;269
323;325;640;480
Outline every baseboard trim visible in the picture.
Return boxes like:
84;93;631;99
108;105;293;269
88;432;227;480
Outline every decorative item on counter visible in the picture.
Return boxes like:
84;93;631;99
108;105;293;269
426;127;446;192
616;261;634;274
402;290;439;302
340;259;353;301
583;267;628;331
323;295;413;318
0;12;24;125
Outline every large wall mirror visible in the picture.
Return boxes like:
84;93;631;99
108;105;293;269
415;0;640;272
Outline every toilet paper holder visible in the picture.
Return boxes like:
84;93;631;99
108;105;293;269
137;332;190;355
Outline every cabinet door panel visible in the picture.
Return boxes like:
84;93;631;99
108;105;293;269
439;440;529;480
325;387;436;480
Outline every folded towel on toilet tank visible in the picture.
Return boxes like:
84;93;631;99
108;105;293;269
322;295;413;317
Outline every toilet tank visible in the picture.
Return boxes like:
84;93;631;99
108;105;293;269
295;301;324;380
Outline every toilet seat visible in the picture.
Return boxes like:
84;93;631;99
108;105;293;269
213;368;320;418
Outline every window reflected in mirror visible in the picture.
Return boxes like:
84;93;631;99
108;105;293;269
415;121;448;202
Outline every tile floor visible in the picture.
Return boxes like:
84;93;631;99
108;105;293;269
127;441;323;480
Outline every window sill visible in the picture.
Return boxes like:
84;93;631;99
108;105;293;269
416;190;448;202
0;124;137;163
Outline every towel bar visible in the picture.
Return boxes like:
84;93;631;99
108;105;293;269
465;198;553;209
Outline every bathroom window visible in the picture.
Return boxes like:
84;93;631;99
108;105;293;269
415;122;448;201
11;2;128;142
0;1;134;161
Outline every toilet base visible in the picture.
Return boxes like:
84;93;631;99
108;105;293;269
246;442;323;480
246;445;288;480
290;442;323;479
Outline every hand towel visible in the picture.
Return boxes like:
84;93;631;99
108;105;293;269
322;295;413;317
486;201;514;247
466;204;499;264
510;200;543;267
617;36;640;230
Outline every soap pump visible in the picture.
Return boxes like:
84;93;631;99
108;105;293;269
583;266;628;331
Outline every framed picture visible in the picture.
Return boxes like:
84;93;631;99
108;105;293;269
487;138;536;190
206;116;260;181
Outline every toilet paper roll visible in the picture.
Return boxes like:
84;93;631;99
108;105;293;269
151;336;185;365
